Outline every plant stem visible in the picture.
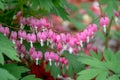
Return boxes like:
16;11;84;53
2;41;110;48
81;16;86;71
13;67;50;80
105;16;114;49
98;1;104;16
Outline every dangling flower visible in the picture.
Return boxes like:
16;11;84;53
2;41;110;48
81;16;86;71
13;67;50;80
79;32;87;47
60;57;68;69
37;32;47;47
31;51;42;65
10;31;17;44
40;18;50;31
64;59;69;70
29;47;36;55
60;33;67;44
53;54;59;67
45;52;52;66
18;30;26;44
68;37;76;54
114;10;119;25
20;45;26;58
0;26;10;36
57;42;63;53
100;16;110;33
20;17;26;29
36;51;42;65
27;33;36;48
31;51;37;62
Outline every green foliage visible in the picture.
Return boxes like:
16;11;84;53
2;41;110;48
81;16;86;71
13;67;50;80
0;52;4;64
29;0;68;20
21;75;42;80
0;68;17;80
69;18;86;29
77;50;120;80
99;0;119;18
29;0;54;12
51;0;69;20
0;0;4;10
45;51;84;79
0;33;20;65
51;63;61;79
2;63;29;79
111;30;120;40
46;61;61;79
64;51;84;77
67;3;78;12
77;68;103;80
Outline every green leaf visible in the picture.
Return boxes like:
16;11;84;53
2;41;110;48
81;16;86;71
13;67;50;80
30;0;54;12
77;49;120;80
99;0;109;4
39;0;54;12
46;61;61;79
5;0;18;8
0;52;4;65
78;54;105;69
104;49;117;66
0;33;20;65
69;18;86;29
116;51;120;60
2;63;29;79
90;50;102;60
111;31;120;40
77;69;102;80
99;0;119;18
104;49;113;62
30;0;39;10
61;0;78;12
108;75;119;80
52;6;68;20
0;0;4;10
64;51;84;77
51;62;61;79
0;68;17;80
51;0;69;20
104;49;120;74
105;1;118;18
21;75;42;80
96;71;108;80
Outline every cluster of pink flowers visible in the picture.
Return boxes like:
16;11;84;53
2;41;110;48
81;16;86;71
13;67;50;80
20;17;50;32
16;23;97;55
0;14;101;68
29;47;68;68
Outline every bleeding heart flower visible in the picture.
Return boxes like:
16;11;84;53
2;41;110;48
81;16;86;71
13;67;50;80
100;16;110;32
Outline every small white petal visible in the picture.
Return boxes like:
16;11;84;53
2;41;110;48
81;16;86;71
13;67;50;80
80;41;83;47
68;47;73;54
87;36;90;43
103;25;106;33
20;38;23;44
36;58;39;65
30;41;33;48
49;59;52;66
40;39;44;46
